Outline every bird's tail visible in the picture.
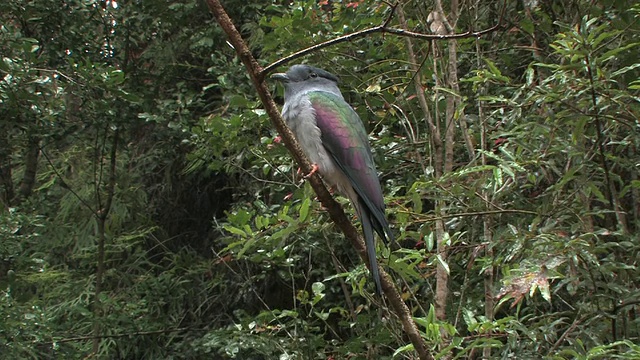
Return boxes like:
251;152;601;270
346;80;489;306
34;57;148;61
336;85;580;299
357;200;383;295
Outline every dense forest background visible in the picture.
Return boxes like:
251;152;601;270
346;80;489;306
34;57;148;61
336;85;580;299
1;0;639;358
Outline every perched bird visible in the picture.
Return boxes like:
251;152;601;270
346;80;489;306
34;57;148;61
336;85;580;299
271;64;394;294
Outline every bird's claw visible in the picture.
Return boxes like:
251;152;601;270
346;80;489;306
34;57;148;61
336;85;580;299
303;164;319;179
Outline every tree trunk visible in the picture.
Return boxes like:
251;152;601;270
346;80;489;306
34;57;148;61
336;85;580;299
16;135;40;203
475;27;494;359
92;214;106;354
0;127;14;209
433;0;460;330
482;217;494;359
399;4;450;328
92;129;119;354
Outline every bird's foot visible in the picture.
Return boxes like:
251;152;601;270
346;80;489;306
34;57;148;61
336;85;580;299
303;164;319;179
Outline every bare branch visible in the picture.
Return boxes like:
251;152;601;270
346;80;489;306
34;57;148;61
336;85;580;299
40;148;97;215
44;327;198;344
262;13;502;75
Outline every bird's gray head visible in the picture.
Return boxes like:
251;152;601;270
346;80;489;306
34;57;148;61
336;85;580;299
271;64;339;84
271;65;341;99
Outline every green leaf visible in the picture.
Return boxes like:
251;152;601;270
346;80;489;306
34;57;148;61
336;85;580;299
298;197;311;222
411;187;423;214
425;232;434;252
610;62;640;77
600;42;640;63
255;216;264;230
238;238;257;257
520;18;534;35
312;281;325;295
223;225;247;238
455;165;495;177
484;58;503;76
314;310;329;320
525;66;535;86
270;223;298;241
393;343;414;357
435;254;450;275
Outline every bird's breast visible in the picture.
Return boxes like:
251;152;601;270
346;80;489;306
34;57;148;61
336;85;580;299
282;95;348;192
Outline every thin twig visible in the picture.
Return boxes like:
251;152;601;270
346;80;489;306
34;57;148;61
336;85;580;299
261;14;502;75
398;208;538;222
40;148;97;215
44;327;198;344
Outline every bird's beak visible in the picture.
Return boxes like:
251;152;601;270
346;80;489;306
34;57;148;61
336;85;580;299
270;73;289;82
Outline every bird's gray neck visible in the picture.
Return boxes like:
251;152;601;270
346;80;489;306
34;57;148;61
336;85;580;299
283;80;343;102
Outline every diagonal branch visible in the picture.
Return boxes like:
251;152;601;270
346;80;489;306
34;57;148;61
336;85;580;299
205;0;433;359
40;148;97;215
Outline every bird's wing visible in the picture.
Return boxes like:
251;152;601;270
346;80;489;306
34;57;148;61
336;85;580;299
308;91;393;242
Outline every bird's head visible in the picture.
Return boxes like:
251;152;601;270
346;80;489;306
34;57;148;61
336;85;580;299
271;64;339;85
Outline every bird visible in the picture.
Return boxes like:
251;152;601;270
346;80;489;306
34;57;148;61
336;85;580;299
271;64;394;294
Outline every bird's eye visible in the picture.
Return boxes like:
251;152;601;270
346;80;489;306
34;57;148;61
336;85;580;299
309;72;318;78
